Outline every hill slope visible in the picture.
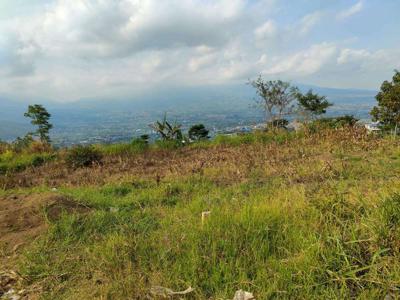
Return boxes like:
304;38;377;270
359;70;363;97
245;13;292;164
1;128;400;299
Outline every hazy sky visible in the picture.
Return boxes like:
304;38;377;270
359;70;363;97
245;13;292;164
0;0;399;102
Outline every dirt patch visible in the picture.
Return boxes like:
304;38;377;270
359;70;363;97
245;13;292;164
0;193;90;257
45;196;90;222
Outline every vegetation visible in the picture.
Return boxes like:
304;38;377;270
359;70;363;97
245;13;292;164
150;114;184;142
371;70;400;132
188;124;209;141
297;89;332;119
65;145;103;168
309;115;359;131
24;104;53;144
1;74;399;299
249;76;299;126
1;128;400;299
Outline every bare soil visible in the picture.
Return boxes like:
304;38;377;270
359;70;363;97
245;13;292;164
0;193;89;258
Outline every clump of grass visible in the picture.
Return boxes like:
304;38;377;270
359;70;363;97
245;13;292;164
99;138;149;156
65;145;102;168
0;149;54;175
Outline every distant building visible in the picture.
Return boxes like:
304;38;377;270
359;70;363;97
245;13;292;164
287;120;303;132
365;121;381;132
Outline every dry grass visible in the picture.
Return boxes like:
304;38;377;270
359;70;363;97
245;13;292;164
0;128;387;189
1;128;400;299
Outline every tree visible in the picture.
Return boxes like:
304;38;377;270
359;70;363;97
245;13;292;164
249;76;299;126
24;104;53;144
370;70;400;132
150;114;183;141
188;124;209;141
297;89;332;119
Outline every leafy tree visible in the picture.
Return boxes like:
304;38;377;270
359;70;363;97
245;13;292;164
250;76;299;126
188;124;209;141
24;104;53;144
370;70;400;131
150;114;183;141
297;89;332;119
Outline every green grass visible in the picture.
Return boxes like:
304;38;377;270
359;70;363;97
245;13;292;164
0;150;54;175
3;129;400;299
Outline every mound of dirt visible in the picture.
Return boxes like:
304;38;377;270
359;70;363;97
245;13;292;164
0;193;90;256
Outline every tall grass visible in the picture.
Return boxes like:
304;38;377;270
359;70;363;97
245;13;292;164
3;128;400;299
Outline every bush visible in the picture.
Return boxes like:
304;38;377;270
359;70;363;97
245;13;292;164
66;145;102;168
28;141;52;153
12;134;34;153
0;152;54;175
267;118;289;129
308;115;359;131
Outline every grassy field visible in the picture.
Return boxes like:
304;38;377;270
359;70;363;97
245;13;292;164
1;128;400;299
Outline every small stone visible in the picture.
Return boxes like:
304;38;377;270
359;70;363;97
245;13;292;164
233;289;255;300
110;207;119;213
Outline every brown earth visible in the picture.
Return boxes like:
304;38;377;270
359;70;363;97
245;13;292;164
0;193;90;259
0;193;90;299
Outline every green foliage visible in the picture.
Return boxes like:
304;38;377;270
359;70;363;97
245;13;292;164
309;115;359;131
154;139;182;150
150;114;184;142
139;134;150;144
11;134;34;152
213;130;295;146
99;138;149;156
189;124;209;141
376;194;400;253
0;151;54;175
297;89;332;118
249;76;299;125
65;145;102;168
24;104;53;144
371;70;400;129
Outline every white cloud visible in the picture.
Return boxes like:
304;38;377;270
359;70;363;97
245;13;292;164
337;1;363;20
254;20;277;42
298;11;323;36
265;43;338;75
0;0;399;101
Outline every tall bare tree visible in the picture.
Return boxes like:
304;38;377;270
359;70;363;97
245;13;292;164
250;76;299;126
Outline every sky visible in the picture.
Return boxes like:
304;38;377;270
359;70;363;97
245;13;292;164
0;0;399;102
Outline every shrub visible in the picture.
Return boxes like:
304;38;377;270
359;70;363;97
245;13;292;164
308;115;359;131
28;141;52;153
267;118;289;129
188;124;209;141
12;134;34;153
66;145;102;168
0;140;9;154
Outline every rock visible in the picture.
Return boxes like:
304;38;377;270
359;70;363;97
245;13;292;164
109;207;119;213
233;289;255;300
